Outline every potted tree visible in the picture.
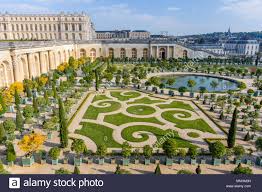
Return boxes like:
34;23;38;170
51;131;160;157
71;139;87;166
178;149;187;164
187;79;196;98
40;150;47;164
209;141;226;166
187;147;198;165
255;137;262;166
163;140;177;166
233;145;245;165
178;87;187;97
121;142;132;166
48;147;60;165
143;145;153;165
96;144;107;165
224;148;233;165
133;149;140;164
6;142;16;166
18;133;46;167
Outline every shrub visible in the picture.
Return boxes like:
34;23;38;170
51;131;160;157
23;105;34;120
48;147;61;160
209;141;226;159
187;147;198;159
71;139;86;156
233;145;245;159
232;164;253;175
3;119;16;135
163;140;177;158
121;142;132;158
177;169;194;174
55;168;71;174
143;145;153;159
6;142;16;162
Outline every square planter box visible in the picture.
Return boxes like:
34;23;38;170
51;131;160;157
7;161;14;167
41;159;46;164
166;158;173;166
134;159;139;165
51;159;59;165
224;159;230;165
47;132;52;140
190;159;197;165
63;158;68;164
144;159;150;165
74;157;82;166
122;158;130;166
179;159;185;164
200;159;206;164
256;157;262;166
22;156;34;167
97;158;104;165
87;158;93;164
234;159;242;165
245;159;252;165
110;158;116;164
213;158;222;166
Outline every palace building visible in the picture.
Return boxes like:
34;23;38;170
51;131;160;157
0;12;95;41
0;12;215;88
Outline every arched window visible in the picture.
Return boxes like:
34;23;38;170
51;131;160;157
65;33;69;40
80;49;86;57
159;48;166;59
79;33;82;40
72;33;75;40
132;48;137;59
90;48;96;61
3;33;7;40
143;48;148;59
120;48;126;59
109;48;114;58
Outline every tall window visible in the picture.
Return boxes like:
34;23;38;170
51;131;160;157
132;48;137;59
120;48;126;59
109;48;114;58
90;48;96;61
143;48;148;59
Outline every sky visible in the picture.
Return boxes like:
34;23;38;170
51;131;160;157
0;0;261;36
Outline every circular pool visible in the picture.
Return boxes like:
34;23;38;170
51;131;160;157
161;74;239;92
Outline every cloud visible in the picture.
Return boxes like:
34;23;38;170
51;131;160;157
220;0;262;20
89;3;178;34
167;7;181;11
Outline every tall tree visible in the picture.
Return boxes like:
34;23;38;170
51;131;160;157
154;163;162;175
14;89;21;106
32;95;39;115
16;107;24;133
58;98;68;148
227;108;238;148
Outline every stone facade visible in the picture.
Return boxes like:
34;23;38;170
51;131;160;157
0;40;215;88
0;12;95;41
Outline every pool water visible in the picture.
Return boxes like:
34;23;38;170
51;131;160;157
161;75;239;92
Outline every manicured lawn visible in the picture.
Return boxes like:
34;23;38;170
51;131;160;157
157;101;194;111
126;105;156;115
104;113;164;126
128;97;165;104
92;95;111;102
161;110;216;134
84;101;121;119
110;91;141;101
187;132;200;138
121;125;194;148
76;122;121;148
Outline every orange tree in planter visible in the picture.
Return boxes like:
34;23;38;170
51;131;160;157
18;133;46;157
